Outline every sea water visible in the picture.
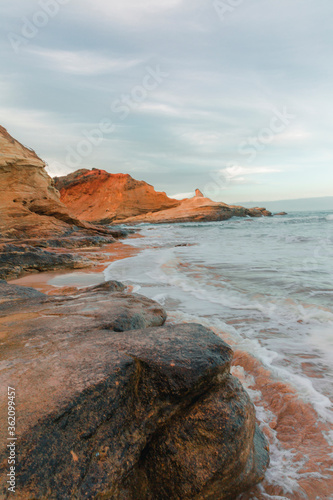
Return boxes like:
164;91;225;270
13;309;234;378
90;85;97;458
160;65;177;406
105;211;333;499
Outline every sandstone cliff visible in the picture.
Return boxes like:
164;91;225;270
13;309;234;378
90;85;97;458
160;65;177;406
54;168;180;222
55;169;272;224
0;126;110;239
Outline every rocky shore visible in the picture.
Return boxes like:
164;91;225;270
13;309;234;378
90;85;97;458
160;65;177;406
0;125;273;280
0;279;269;499
0;125;270;498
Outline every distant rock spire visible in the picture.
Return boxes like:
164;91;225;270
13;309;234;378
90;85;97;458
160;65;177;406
195;188;204;198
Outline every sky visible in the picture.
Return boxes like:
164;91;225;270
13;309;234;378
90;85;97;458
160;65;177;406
1;0;333;203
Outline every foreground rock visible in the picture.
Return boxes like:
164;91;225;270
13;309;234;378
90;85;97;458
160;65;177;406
54;168;180;222
0;281;269;499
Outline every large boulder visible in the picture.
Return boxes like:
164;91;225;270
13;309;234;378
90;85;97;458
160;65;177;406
0;281;269;499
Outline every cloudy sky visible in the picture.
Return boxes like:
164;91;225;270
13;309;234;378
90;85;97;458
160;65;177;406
1;0;332;202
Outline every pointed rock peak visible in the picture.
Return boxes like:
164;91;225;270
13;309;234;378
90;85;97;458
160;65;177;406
195;188;204;198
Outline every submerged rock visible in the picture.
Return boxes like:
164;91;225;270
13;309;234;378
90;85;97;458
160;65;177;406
0;281;269;499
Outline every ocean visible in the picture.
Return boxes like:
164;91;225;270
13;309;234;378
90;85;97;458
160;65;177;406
105;211;333;499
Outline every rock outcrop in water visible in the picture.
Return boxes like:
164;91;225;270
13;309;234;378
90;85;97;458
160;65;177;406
0;280;269;499
54;168;180;223
115;199;272;224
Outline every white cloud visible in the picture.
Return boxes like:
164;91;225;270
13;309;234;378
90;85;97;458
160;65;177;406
45;160;74;178
28;48;143;75
79;0;185;24
169;191;194;200
222;165;282;180
137;103;181;116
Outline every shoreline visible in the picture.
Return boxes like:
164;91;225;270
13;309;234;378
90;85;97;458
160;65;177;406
8;234;142;294
5;222;333;499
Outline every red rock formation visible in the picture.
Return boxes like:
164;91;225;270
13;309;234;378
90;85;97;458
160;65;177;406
54;168;180;222
55;170;273;224
195;188;204;197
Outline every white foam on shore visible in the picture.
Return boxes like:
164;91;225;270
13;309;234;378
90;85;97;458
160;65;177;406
104;240;333;421
106;215;333;497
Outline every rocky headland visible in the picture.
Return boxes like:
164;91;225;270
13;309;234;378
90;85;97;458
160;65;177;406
0;125;273;280
54;169;272;225
54;168;180;223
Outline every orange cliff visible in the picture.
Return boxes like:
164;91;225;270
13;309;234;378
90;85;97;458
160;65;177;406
54;168;180;222
55;168;272;224
0;126;110;240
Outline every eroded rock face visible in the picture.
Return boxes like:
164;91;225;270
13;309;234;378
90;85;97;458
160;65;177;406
54;170;273;224
0;281;269;499
0;127;116;239
54;168;180;222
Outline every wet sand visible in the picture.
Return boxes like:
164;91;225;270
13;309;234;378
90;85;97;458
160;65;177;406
9;237;141;294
